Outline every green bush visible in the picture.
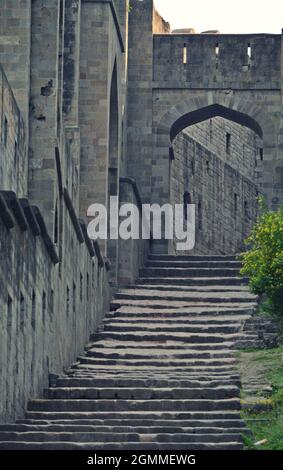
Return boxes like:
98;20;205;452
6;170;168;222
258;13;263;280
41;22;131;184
240;199;283;317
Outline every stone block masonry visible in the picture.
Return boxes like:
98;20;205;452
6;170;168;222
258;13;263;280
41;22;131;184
171;122;259;255
0;254;275;449
0;66;27;197
0;0;282;435
0;190;110;423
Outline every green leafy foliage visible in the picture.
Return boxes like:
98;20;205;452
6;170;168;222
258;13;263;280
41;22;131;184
240;198;283;317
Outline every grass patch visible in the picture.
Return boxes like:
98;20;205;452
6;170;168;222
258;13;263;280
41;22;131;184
238;346;283;450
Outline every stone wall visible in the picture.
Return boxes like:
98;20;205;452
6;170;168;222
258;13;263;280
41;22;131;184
0;66;27;197
0;0;31;125
170;118;259;254
118;178;151;286
0;0;151;425
0;189;110;423
126;0;154;203
79;0;125;221
153;34;281;89
126;0;283;235
184;117;262;180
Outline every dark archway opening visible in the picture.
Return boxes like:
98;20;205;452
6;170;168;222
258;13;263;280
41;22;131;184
170;104;263;143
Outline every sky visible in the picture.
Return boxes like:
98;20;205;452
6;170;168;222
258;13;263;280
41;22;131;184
153;0;283;34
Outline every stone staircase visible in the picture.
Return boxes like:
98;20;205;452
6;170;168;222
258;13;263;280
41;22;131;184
0;254;261;450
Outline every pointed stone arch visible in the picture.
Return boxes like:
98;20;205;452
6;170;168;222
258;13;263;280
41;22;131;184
152;92;278;207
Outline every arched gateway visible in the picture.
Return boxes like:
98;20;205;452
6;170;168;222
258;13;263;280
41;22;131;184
127;0;283;253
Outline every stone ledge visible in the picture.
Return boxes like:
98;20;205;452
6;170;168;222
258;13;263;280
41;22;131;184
20;199;41;236
63;187;84;244
1;191;28;232
32;206;60;265
0;192;14;230
79;219;95;258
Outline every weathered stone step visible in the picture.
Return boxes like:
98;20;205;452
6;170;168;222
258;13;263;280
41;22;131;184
27;398;241;412
24;410;243;422
17;418;246;428
0;424;249;435
68;372;241;382
148;255;238;261
55;377;241;388
93;331;248;343
85;349;234;360
0;441;244;450
138;277;249;286
0;431;243;443
0;252;251;450
146;261;242;269
110;300;257;310
102;323;242;334
105;307;254;319
87;340;237;351
77;356;237;368
131;284;250;292
73;364;238;374
45;386;239;400
104;317;248;325
140;268;242;277
113;290;256;303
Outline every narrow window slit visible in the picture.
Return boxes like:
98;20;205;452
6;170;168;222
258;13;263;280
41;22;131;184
247;43;252;67
183;44;187;65
215;43;220;69
259;148;264;161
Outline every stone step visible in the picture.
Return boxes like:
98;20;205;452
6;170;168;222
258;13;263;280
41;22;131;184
0;441;244;450
17;418;246;428
140;268;242;278
73;370;238;378
55;377;241;388
44;386;240;400
86;340;237;351
0;424;250;435
146;261;242;269
85;349;235;360
27;398;241;412
0;431;243;443
105;306;254;318
148;255;238;261
114;290;256;303
77;356;237;368
110;300;257;310
68;372;240;381
24;410;243;421
104;317;248;325
0;252;252;450
131;284;250;292
137;277;249;286
72;364;238;374
93;331;250;343
102;323;243;334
